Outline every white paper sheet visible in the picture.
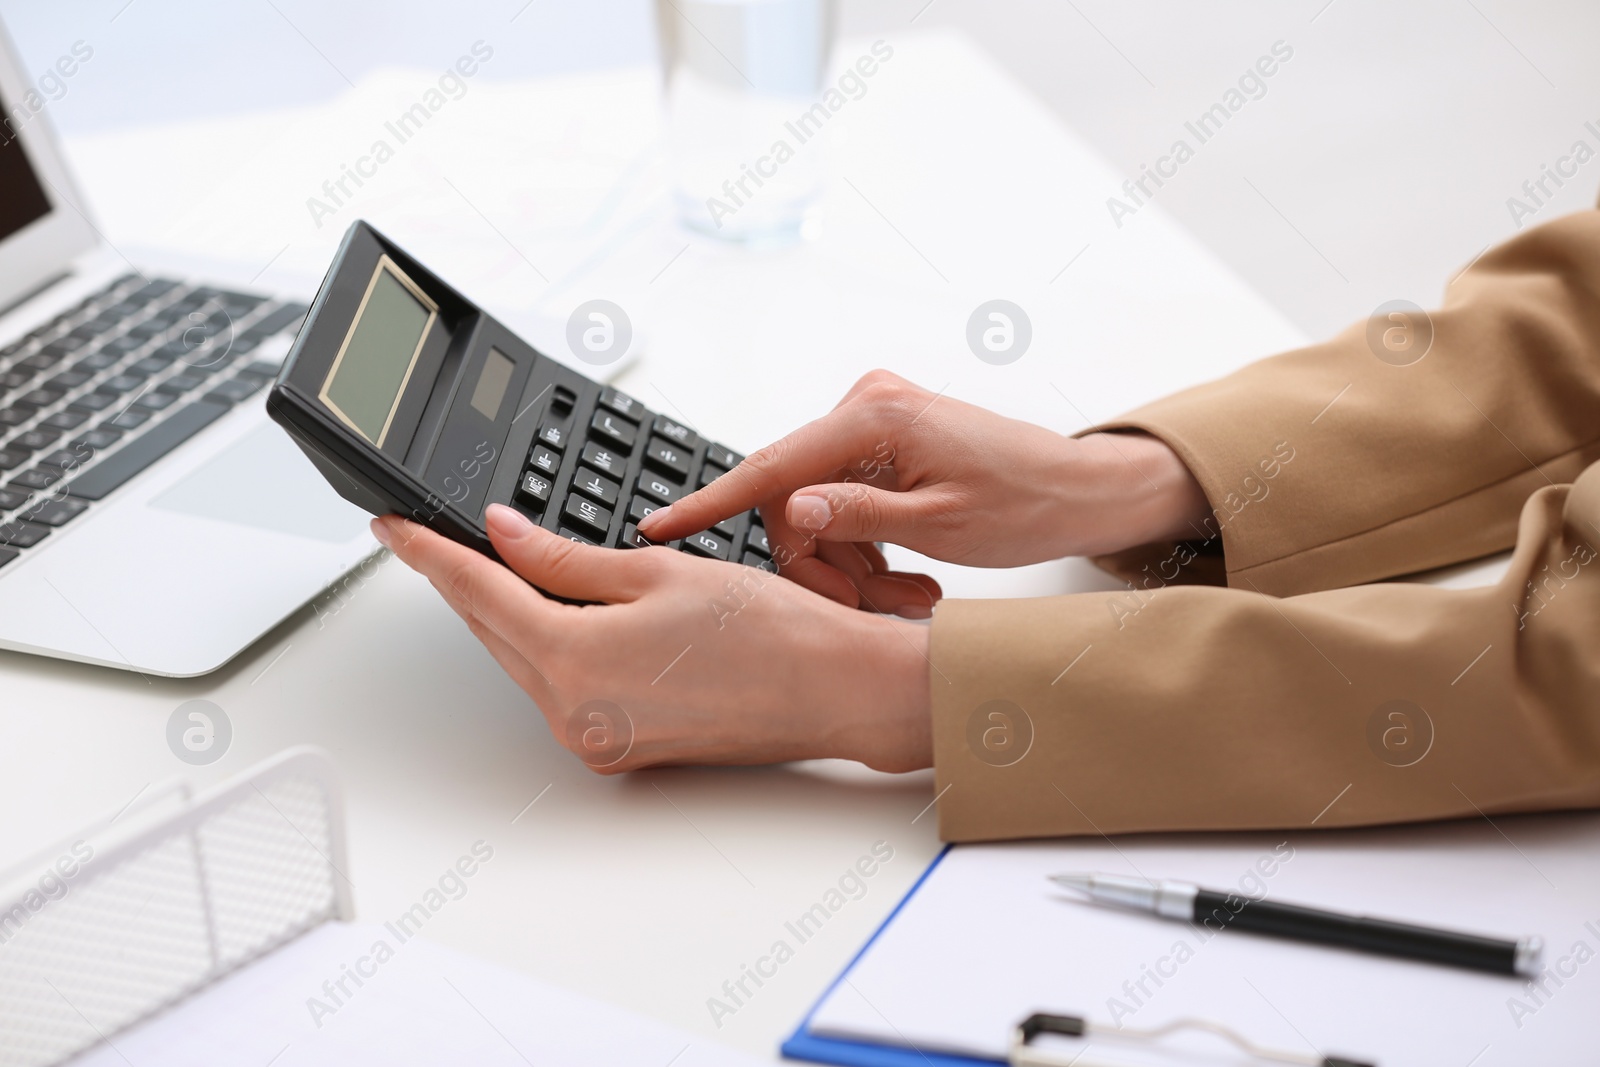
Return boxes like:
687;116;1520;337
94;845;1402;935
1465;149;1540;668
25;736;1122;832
806;814;1600;1067
67;921;762;1067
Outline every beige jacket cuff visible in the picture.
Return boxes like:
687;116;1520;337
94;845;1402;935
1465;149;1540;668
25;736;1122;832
1091;208;1600;598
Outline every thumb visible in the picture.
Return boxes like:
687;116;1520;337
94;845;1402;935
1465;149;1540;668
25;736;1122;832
787;483;928;544
484;504;652;602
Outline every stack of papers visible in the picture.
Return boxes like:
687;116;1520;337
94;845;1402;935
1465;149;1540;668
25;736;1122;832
71;921;763;1067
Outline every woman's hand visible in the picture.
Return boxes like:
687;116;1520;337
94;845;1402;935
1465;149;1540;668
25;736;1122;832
639;370;1209;608
373;504;933;774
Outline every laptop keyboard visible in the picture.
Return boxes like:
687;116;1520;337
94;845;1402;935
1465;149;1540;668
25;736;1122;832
513;382;773;571
0;273;307;570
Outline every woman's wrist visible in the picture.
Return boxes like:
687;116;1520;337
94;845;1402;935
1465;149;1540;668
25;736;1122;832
825;611;933;773
1068;431;1211;554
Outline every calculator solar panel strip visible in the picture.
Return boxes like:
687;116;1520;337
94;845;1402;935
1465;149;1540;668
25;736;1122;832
267;221;773;578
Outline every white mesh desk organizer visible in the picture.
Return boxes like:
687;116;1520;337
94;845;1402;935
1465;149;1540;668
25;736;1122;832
0;748;353;1067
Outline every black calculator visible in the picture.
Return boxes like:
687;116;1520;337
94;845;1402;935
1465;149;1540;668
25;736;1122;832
267;221;774;571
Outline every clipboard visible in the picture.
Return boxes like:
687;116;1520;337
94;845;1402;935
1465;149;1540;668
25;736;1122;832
781;818;1600;1067
780;848;1365;1066
782;847;975;1067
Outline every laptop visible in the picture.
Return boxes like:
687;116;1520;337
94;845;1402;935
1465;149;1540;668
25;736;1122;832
0;22;373;677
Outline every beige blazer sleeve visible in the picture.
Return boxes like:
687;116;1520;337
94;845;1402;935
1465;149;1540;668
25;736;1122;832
928;208;1600;842
1097;207;1600;598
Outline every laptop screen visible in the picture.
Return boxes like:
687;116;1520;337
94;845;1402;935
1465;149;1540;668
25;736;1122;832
0;88;52;242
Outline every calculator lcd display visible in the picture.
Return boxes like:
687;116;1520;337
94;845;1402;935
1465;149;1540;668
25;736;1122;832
320;256;437;446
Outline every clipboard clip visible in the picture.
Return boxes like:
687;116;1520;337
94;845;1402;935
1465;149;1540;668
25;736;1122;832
1009;1012;1375;1067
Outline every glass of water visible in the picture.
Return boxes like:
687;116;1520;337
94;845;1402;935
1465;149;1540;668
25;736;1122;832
656;0;835;242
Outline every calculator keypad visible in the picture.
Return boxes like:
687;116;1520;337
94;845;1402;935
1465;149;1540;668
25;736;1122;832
508;384;769;571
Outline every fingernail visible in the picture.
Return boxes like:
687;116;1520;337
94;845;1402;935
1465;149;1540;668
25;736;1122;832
899;602;933;621
486;503;534;540
792;494;831;530
370;517;393;549
639;503;669;530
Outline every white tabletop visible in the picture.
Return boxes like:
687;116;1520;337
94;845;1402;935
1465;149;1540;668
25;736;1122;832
0;30;1305;1061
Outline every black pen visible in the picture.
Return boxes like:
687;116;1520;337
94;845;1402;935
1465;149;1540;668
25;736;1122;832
1050;872;1543;978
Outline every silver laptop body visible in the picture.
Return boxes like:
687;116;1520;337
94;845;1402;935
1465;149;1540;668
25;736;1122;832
0;21;373;676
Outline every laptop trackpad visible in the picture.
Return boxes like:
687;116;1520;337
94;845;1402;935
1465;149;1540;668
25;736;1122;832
149;424;367;542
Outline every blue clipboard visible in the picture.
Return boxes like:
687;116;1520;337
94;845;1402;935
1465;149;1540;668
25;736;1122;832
780;845;1001;1067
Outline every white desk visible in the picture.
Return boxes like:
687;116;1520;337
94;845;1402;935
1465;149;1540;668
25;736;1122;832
0;31;1305;1060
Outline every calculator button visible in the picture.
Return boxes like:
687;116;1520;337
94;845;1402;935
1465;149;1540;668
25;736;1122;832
651;415;700;451
0;450;23;471
627;495;660;524
711;516;735;539
518;471;553;503
562;494;612;536
0;489;30;510
581;441;624;477
537;419;568;451
636;474;682;505
573;467;620;508
558;526;598;546
682;530;731;561
529;445;561;475
620;523;651;549
745;525;770;557
598;386;643;423
697;465;724;488
742;551;777;572
643;437;691;481
705;443;741;469
590;410;637;452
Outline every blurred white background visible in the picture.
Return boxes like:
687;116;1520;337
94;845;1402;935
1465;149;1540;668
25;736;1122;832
2;0;1596;341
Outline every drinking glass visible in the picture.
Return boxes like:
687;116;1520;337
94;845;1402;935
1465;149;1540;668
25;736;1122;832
656;0;835;242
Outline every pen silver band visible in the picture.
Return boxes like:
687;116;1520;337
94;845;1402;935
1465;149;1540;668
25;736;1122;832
1154;880;1198;919
1514;935;1544;977
1083;874;1198;919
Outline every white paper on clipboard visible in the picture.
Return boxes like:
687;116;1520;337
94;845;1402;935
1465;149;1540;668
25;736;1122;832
805;814;1600;1067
